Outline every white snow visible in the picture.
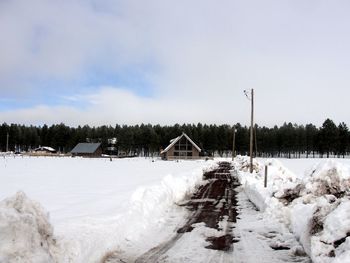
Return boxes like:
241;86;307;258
0;156;215;262
232;190;309;263
0;191;58;263
34;146;56;152
154;221;233;263
234;156;350;263
2;154;350;263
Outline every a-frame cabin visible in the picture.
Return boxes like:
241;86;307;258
160;133;201;160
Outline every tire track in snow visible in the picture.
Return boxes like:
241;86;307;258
134;180;217;263
134;162;238;262
103;161;311;263
102;162;237;263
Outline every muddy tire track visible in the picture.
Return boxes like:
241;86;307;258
134;161;239;262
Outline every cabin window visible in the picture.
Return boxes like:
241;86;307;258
173;136;194;157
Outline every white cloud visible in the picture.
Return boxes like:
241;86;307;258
1;0;350;126
0;86;250;126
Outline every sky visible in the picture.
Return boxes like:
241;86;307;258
1;0;350;127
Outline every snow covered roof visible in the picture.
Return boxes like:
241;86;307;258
161;133;201;154
71;143;101;154
34;146;56;152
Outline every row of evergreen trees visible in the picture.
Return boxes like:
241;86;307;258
0;118;348;158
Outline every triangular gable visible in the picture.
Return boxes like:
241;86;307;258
161;133;201;154
182;133;201;152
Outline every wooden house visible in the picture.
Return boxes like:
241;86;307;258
70;143;102;157
161;133;201;160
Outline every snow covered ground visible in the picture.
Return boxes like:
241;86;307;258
2;155;349;263
232;190;309;263
235;156;350;263
0;156;215;262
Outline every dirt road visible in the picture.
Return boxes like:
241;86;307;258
103;162;310;263
134;162;237;262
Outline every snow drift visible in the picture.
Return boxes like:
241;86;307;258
234;156;350;263
0;191;58;263
0;157;215;262
53;165;215;262
303;160;350;197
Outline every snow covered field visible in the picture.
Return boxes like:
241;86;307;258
235;156;350;263
0;156;215;262
2;155;350;263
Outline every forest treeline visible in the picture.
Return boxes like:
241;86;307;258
0;118;348;158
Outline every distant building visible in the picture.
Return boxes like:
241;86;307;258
33;146;57;154
161;133;201;160
70;143;102;157
106;137;118;155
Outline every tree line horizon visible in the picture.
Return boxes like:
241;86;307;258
0;118;348;158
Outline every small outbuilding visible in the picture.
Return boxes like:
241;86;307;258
33;146;57;154
161;133;201;160
70;143;102;157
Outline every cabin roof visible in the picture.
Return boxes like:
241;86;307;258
161;133;201;154
71;143;101;154
34;146;56;152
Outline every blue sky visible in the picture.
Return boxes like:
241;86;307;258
1;0;350;126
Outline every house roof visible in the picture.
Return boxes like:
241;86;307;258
34;146;56;152
161;133;201;154
71;143;101;154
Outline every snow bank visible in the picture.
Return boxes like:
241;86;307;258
233;156;266;211
234;156;350;263
57;164;215;262
63;161;217;262
123;168;208;240
303;160;350;197
234;156;299;211
0;157;216;262
0;191;58;263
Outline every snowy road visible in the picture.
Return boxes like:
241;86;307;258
104;162;310;263
232;190;310;263
133;162;236;263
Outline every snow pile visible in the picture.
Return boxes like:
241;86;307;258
234;155;263;174
288;161;350;262
234;156;299;211
235;156;350;263
52;161;216;262
124;168;207;240
0;191;58;263
318;201;350;262
303;160;350;197
0;157;216;262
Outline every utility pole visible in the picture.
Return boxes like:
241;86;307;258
254;124;258;157
244;89;255;173
232;126;236;161
6;132;9;152
250;89;254;173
